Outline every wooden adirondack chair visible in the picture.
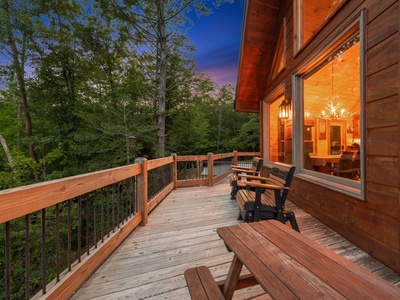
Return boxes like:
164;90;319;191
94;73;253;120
230;157;263;199
235;162;299;231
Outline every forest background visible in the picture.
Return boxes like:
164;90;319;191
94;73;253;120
0;0;259;190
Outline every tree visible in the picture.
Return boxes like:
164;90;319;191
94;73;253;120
227;114;260;152
105;0;233;157
0;0;40;181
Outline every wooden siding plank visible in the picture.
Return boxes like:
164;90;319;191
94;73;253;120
366;0;398;22
367;64;399;102
366;182;399;219
367;33;398;76
366;2;398;49
366;95;399;128
366;126;400;156
367;155;399;187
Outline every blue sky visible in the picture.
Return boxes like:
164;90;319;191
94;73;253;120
0;1;244;88
187;0;245;86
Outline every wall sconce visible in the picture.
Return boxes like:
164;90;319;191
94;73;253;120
279;99;290;119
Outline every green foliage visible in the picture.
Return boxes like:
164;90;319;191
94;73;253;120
0;2;260;299
0;0;259;188
226;114;260;151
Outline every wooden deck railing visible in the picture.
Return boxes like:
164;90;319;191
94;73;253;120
0;151;259;300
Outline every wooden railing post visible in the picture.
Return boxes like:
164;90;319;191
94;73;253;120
135;157;148;226
233;150;238;166
208;152;214;187
172;153;178;190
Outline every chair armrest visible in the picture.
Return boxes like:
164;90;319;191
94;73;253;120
246;181;290;190
231;165;251;170
232;168;257;174
237;174;269;181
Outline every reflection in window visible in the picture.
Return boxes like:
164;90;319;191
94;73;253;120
302;35;361;182
294;0;344;52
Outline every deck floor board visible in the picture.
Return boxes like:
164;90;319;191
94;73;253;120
72;180;400;299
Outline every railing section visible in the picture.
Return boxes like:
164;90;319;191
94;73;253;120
0;151;259;300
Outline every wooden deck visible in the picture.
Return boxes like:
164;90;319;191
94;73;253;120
72;179;400;300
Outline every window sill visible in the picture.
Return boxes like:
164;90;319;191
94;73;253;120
295;171;363;200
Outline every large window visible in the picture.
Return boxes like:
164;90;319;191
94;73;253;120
294;0;344;52
299;31;362;186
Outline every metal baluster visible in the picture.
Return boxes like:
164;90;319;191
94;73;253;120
107;187;110;238
122;181;126;223
68;200;72;271
5;221;11;300
41;208;46;294
112;185;115;232
129;177;133;216
25;214;31;299
94;190;97;249
117;183;121;228
86;194;89;255
56;204;60;282
101;188;104;242
78;196;82;262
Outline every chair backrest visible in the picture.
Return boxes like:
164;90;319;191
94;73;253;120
304;152;316;170
264;162;296;206
353;151;360;169
337;151;354;178
253;157;263;172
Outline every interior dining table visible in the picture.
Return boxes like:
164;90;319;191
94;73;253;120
309;154;341;167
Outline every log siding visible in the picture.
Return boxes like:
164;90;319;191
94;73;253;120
247;0;400;272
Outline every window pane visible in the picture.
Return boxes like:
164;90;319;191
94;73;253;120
295;0;344;51
303;35;361;182
269;96;285;162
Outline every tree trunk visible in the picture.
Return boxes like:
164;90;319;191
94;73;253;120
0;133;14;170
156;0;167;157
3;0;40;182
217;105;222;153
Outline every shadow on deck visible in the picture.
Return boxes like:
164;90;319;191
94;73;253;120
72;179;400;299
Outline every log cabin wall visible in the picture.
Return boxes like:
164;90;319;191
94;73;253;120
261;0;399;272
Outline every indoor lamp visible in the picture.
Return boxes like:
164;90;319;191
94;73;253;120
317;100;355;120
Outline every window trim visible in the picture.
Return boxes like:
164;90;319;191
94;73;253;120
292;11;366;200
269;20;287;82
263;84;286;162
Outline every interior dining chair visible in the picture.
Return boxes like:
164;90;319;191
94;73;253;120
332;151;355;179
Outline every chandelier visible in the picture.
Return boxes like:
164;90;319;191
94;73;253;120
317;100;355;120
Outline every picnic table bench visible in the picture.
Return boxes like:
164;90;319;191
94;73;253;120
184;220;400;299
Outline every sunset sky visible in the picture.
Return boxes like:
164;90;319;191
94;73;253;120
188;0;245;86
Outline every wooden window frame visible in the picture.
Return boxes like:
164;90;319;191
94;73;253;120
292;11;365;200
262;84;287;164
269;20;286;82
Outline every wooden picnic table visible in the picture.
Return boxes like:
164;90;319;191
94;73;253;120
216;220;400;299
